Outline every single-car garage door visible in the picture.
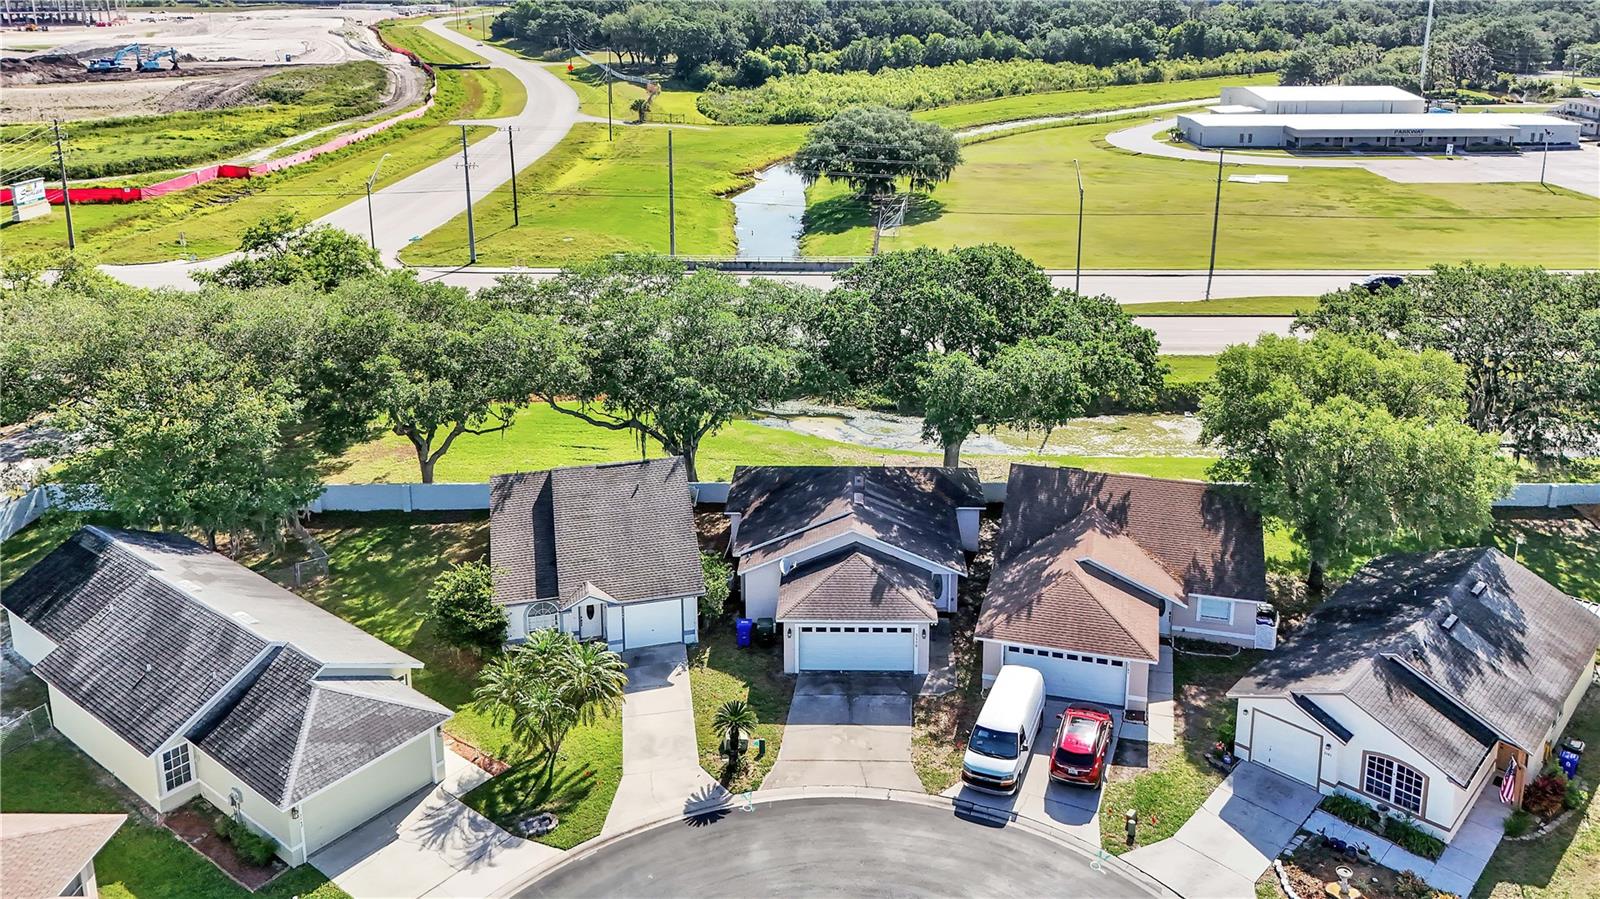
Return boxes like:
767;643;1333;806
623;599;683;649
1003;644;1127;705
798;625;915;672
1249;711;1322;787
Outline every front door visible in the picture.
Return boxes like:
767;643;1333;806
579;601;604;640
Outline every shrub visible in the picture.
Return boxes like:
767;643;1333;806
699;553;733;622
1392;870;1434;899
1217;706;1237;749
1564;779;1589;811
1503;808;1535;837
1523;773;1569;819
1380;814;1446;860
428;560;507;655
1319;792;1380;830
216;815;279;867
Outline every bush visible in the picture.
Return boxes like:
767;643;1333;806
1564;778;1589;811
1392;870;1434;899
699;552;732;621
1381;815;1445;860
1319;792;1381;830
216;815;279;867
1503;808;1535;837
428;560;507;655
1524;773;1569;819
1217;706;1237;749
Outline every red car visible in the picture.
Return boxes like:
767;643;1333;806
1049;705;1113;786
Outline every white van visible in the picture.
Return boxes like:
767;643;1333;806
960;665;1046;794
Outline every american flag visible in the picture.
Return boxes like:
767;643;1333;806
1499;758;1518;804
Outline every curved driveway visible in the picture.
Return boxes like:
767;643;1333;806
508;797;1176;898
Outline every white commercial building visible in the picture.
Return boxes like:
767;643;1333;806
1177;111;1579;150
1554;97;1600;138
1216;84;1427;115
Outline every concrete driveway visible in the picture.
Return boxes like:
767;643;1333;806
311;752;561;899
761;674;921;791
942;699;1117;846
1124;762;1320;899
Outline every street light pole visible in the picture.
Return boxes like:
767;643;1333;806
1204;148;1224;302
1073;158;1084;295
1540;134;1549;186
365;152;390;251
667;129;676;256
607;47;614;141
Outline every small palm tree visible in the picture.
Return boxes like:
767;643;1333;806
473;632;629;781
562;638;629;725
712;699;759;771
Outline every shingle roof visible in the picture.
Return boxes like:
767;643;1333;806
1;528;152;643
728;466;978;572
489;458;705;609
0;813;125;899
778;548;939;622
995;465;1267;601
192;647;450;807
976;507;1168;662
1230;548;1600;785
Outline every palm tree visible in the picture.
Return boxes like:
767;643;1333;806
562;638;629;725
472;631;629;781
712;699;759;773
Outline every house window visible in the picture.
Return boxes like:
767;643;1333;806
162;744;193;792
525;601;559;633
1198;597;1233;623
1363;755;1425;815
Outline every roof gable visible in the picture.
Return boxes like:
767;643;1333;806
0;813;125;899
778;548;939;622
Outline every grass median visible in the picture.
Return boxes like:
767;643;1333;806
1123;296;1318;316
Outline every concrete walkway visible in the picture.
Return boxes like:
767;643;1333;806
311;751;561;899
1124;762;1320;899
761;674;922;792
601;644;727;836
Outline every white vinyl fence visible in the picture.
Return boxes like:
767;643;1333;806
4;479;1598;544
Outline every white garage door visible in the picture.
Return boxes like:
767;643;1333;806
1003;644;1127;705
798;625;915;672
1250;712;1322;787
623;599;683;649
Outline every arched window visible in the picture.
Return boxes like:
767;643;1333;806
525;601;559;634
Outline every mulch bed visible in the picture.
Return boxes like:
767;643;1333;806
446;732;511;776
163;804;286;892
1276;839;1454;899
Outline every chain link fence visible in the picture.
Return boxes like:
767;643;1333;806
0;705;53;755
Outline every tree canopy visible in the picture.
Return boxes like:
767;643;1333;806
195;212;381;293
793;105;961;199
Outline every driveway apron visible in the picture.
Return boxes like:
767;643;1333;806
761;673;921;791
602;644;726;836
1124;761;1320;899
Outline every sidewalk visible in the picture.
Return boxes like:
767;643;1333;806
602;644;728;836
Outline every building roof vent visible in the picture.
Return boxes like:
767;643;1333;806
1470;580;1488;595
232;610;260;626
1441;613;1458;631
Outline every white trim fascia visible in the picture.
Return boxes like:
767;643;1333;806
740;531;963;578
314;659;425;671
287;726;439;810
981;635;1157;666
1171;623;1252;641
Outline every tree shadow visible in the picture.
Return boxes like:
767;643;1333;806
802;194;948;237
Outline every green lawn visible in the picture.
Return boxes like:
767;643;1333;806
1473;686;1600;899
331;404;1214;484
551;58;716;126
914;73;1273;130
462;66;528;119
397;120;803;265
457;709;623;850
2;739;348;899
1163;354;1220;384
1100;649;1265;856
800;116;1600;269
379;19;486;65
1123;296;1318;316
688;622;793;793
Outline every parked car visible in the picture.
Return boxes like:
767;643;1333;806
961;665;1046;794
1048;704;1114;787
1358;274;1406;292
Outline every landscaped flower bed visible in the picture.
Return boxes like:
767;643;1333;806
1317;792;1446;861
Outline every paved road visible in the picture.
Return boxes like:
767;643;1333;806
509;797;1174;898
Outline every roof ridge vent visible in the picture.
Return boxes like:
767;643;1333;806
1470;580;1487;595
1440;612;1458;631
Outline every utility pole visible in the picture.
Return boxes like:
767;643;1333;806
1418;0;1436;98
459;126;477;264
507;127;520;226
606;52;614;142
1204;148;1224;302
1072;158;1084;295
52;119;75;252
364;152;389;251
871;197;885;256
1539;134;1549;186
667;129;676;256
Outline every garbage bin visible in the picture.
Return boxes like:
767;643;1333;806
735;617;754;648
755;617;776;646
1559;738;1584;779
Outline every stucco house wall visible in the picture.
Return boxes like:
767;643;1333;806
298;728;439;857
45;685;163;808
1169;594;1261;646
4;610;56;667
193;744;304;863
1534;659;1594;774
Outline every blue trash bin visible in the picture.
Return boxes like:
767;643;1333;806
735;618;754;648
1559;748;1581;779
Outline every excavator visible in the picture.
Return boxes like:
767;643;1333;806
86;44;140;74
138;47;179;72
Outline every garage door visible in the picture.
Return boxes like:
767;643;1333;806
798;625;915;672
623;599;683;649
1250;712;1322;787
1003;644;1127;705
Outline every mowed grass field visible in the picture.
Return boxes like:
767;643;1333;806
915;73;1273;129
801;116;1600;268
397;121;804;264
1122;295;1319;315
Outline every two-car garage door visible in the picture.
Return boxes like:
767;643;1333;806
1002;644;1127;705
797;625;916;672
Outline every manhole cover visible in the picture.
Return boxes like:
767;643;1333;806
515;812;558;837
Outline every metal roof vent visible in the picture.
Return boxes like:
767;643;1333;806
1441;613;1458;631
1470;580;1488;595
232;611;260;626
853;491;865;505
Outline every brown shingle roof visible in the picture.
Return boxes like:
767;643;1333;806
778;549;939;622
490;458;705;609
0;814;124;899
995;465;1266;602
976;508;1167;661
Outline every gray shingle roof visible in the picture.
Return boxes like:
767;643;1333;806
728;466;978;572
1230;547;1600;784
0;813;125;899
1;528;158;643
995;465;1267;602
778;548;939;622
490;458;705;609
193;647;450;807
